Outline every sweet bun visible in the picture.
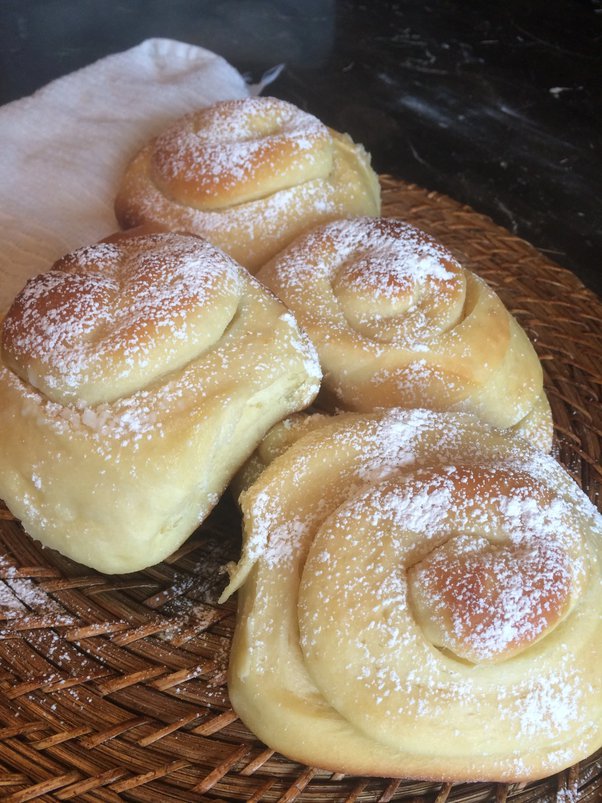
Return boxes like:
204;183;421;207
0;230;321;573
256;217;553;450
223;408;602;782
230;411;330;500
114;97;381;272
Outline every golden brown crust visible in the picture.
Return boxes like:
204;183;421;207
114;98;381;272
149;98;334;209
256;217;553;449
224;409;602;782
2;232;243;405
405;467;570;663
0;231;321;573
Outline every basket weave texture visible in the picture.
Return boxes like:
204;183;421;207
0;176;600;802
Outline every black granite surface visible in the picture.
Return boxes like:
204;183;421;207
1;0;601;295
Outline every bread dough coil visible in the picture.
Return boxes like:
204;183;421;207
0;230;321;573
115;97;381;272
257;217;553;450
224;409;602;782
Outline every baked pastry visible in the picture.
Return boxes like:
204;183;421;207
223;408;602;782
256;217;553;450
230;411;329;499
0;230;321;573
114;97;381;272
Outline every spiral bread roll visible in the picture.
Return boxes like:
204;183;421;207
231;411;330;500
223;409;602;782
257;217;553;451
0;230;321;573
114;97;381;272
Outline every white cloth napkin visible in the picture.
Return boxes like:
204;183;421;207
0;38;251;311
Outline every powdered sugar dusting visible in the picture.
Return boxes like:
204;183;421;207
153;97;330;204
130;159;363;271
0;555;75;626
278;312;322;383
236;408;601;775
117;100;379;272
272;217;459;289
269;216;465;345
353;408;436;480
259;217;547;438
411;532;573;662
2;232;242;405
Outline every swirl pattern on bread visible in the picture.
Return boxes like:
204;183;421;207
114;97;381;272
256;217;552;450
2;233;242;405
0;230;321;573
223;409;601;781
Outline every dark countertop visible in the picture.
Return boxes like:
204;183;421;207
1;0;601;295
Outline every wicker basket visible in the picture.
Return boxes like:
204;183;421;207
0;176;600;802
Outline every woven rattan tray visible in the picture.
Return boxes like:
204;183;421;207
0;176;600;802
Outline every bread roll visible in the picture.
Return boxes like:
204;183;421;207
256;217;553;450
114;97;381;272
0;230;321;573
223;409;602;782
231;411;329;499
